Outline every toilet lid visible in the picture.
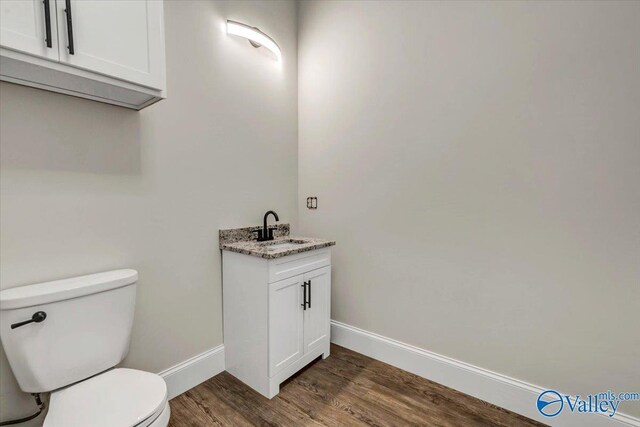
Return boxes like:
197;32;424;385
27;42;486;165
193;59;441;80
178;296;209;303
44;368;167;427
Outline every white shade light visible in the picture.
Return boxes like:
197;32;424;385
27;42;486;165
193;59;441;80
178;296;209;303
227;20;282;62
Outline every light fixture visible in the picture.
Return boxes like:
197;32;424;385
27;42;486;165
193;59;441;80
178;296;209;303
226;20;282;62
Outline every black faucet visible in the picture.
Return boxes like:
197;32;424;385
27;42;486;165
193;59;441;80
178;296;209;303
255;210;279;242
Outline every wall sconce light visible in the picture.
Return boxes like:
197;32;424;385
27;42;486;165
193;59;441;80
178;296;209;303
226;20;282;62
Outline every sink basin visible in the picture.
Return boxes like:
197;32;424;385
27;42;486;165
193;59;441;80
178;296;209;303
265;243;298;250
258;239;306;250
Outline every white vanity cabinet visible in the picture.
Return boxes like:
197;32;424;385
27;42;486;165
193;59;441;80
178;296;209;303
0;0;165;109
223;248;331;398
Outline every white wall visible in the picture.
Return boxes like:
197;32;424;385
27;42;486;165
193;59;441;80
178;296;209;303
298;0;640;419
0;0;297;423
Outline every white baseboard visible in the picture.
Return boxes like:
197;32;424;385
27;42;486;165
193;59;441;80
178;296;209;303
159;344;225;400
330;320;639;427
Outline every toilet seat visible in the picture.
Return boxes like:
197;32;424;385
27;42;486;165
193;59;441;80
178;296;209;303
43;368;168;427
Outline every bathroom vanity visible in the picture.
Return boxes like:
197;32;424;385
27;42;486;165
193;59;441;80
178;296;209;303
220;224;335;398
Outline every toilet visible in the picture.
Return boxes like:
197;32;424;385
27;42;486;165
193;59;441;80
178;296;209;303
0;269;170;427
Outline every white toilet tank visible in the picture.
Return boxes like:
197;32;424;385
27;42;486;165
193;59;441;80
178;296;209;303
0;269;138;393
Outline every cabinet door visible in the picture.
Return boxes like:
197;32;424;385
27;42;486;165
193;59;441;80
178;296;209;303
0;0;59;60
269;275;304;377
303;266;331;353
56;0;165;89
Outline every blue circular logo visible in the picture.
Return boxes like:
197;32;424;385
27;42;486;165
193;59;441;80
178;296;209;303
537;390;564;417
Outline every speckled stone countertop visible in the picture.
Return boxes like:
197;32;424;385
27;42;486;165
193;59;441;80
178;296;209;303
219;224;335;259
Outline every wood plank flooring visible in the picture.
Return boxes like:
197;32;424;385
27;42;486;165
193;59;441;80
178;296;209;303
168;344;546;427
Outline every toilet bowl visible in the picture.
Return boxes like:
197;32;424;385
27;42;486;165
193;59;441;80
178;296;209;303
0;270;169;427
44;368;170;427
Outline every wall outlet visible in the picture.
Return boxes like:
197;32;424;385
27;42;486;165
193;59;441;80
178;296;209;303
306;197;317;209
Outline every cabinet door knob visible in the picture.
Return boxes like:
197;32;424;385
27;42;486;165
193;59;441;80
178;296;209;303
308;280;311;308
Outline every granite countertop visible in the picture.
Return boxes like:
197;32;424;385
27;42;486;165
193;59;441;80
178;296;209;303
219;224;335;259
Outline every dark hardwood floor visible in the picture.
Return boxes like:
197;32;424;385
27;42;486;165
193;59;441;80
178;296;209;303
168;344;546;426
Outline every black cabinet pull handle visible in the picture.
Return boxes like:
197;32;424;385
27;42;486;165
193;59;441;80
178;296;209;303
43;0;52;48
301;280;311;309
301;282;307;310
11;311;47;329
65;0;74;54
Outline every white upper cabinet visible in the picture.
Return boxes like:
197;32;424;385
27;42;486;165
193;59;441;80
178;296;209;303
56;0;165;90
0;0;59;60
0;0;166;110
